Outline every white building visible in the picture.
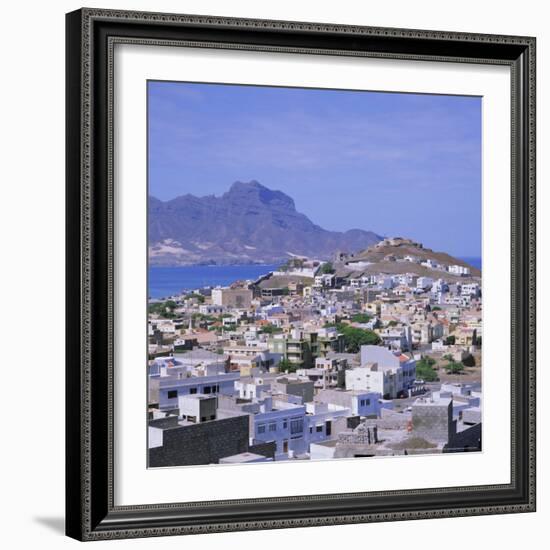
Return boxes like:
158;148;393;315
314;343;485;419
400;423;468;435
448;264;471;276
235;378;273;400
417;276;434;290
178;394;217;423
315;389;382;417
345;365;400;399
378;325;412;351
314;274;335;289
198;304;225;315
344;345;416;399
421;259;441;270
461;282;481;297
432;279;448;294
305;402;350;445
158;372;239;410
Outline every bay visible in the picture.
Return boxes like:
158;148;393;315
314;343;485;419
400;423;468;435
148;264;279;299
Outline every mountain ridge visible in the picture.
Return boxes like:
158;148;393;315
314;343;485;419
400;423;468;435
148;180;384;266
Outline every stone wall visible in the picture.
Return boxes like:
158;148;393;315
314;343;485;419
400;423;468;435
249;440;277;460
149;415;250;467
364;408;410;430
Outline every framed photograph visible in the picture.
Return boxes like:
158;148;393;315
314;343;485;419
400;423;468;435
66;8;536;541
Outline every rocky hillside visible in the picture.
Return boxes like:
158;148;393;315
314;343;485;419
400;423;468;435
149;181;383;266
336;237;481;280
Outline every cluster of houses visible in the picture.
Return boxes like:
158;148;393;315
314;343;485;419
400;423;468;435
148;256;482;467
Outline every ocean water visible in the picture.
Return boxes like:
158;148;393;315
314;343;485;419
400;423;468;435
459;257;482;270
148;264;279;299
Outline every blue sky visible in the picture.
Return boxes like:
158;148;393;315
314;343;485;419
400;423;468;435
148;81;481;257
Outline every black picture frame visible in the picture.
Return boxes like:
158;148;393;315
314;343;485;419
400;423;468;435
66;8;536;541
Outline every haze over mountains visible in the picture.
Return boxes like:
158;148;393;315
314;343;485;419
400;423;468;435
149;181;383;266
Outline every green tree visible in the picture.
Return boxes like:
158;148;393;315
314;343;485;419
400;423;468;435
462;354;476;367
444;335;456;345
260;323;283;334
421;356;436;367
278;358;298;373
186;293;205;303
339;326;380;353
319;262;335;274
148;300;177;318
415;357;439;382
351;313;372;324
444;361;464;375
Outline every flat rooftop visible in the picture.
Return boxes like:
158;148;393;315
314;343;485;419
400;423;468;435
179;393;216;401
414;396;452;407
310;439;338;448
218;452;267;463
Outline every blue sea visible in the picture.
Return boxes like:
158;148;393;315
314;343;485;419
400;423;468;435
148;264;280;299
459;257;482;270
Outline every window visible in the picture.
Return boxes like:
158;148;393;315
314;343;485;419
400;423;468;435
189;387;197;394
283;419;288;429
366;399;370;406
203;386;211;394
269;423;277;432
290;418;304;435
167;390;177;399
257;424;266;434
316;425;323;433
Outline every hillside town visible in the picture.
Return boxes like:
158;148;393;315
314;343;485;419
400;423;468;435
148;238;482;467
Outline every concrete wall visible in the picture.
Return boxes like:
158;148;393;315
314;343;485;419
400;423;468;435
272;379;314;403
412;399;453;443
444;423;482;453
364;411;410;431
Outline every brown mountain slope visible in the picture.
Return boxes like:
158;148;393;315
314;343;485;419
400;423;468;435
336;238;481;281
